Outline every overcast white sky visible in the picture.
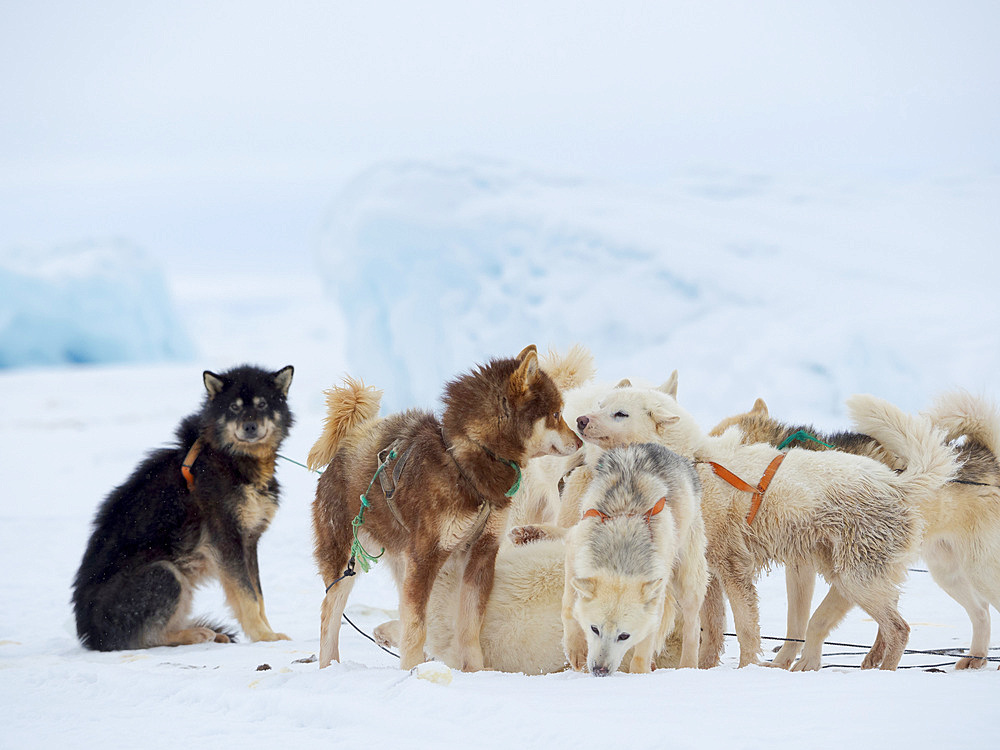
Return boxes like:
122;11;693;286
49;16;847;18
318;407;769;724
2;1;998;265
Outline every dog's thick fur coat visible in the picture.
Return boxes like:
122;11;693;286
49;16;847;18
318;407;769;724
371;536;689;674
712;392;1000;670
309;346;581;670
576;385;957;670
72;365;294;650
562;442;708;675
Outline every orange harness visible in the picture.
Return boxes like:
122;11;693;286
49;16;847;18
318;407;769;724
181;439;204;492
582;495;667;525
700;453;785;525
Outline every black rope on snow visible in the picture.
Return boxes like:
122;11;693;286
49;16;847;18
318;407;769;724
342;612;399;660
724;632;1000;669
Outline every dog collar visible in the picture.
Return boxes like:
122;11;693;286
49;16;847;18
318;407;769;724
181;439;204;492
582;495;666;525
699;453;785;525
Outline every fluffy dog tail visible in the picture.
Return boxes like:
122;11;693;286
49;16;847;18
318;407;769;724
306;376;382;471
540;344;595;392
846;394;959;502
923;390;1000;456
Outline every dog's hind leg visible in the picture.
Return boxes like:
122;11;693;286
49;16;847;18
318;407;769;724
925;539;992;669
398;547;449;670
792;584;853;671
319;574;358;668
853;586;909;670
80;562;203;651
771;562;816;669
455;524;505;672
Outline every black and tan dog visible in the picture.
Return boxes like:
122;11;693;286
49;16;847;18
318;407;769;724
308;346;581;671
72;364;294;651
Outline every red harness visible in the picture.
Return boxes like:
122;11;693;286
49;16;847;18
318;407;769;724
582;495;667;525
700;453;785;525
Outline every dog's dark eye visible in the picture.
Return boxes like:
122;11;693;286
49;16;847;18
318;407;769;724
617;632;630;642
553;411;560;422
591;625;600;637
256;399;268;411
613;411;629;419
229;403;242;414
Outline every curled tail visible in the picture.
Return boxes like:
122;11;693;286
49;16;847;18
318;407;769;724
923;390;1000;456
306;376;382;471
540;344;595;392
846;394;959;501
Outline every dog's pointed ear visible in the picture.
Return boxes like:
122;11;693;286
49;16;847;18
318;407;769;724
658;370;679;399
572;577;596;601
751;398;768;417
203;371;225;399
641;578;665;607
516;344;538;362
650;399;681;435
615;378;632;389
511;346;540;394
273;365;294;396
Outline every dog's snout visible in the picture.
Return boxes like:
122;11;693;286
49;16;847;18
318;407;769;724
242;421;258;436
577;415;590;432
590;664;610;677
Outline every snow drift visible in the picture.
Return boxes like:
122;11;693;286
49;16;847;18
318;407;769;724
0;240;193;368
318;159;1000;421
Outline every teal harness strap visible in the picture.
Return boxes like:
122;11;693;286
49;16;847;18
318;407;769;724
349;447;398;573
777;430;835;451
501;458;522;497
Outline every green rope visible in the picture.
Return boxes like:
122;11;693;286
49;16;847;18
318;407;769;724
349;448;398;573
777;430;835;451
502;458;522;497
277;453;322;474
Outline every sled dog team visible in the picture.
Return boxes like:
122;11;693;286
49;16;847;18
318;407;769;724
73;346;1000;675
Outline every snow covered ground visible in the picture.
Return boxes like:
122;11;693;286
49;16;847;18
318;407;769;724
2;168;999;748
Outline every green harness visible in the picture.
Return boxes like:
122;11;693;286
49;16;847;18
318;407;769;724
776;430;835;451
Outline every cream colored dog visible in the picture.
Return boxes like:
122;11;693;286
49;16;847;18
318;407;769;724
561;442;708;675
372;536;688;674
712;391;1000;670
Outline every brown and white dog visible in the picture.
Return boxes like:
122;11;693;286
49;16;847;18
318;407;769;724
308;346;581;670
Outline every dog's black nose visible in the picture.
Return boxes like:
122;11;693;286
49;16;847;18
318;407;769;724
577;415;589;431
590;664;610;677
243;422;258;436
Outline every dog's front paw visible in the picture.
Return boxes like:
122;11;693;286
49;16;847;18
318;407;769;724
373;620;401;650
790;655;821;672
768;645;798;669
253;630;290;642
564;631;588;672
459;646;485;673
508;525;551;545
955;654;988;670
